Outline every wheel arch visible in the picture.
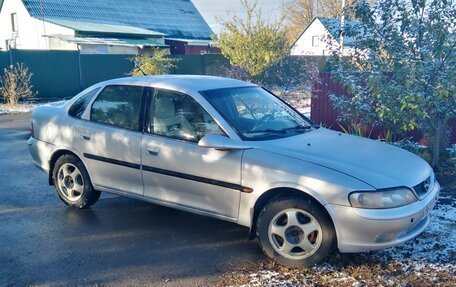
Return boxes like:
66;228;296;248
248;187;337;244
48;149;83;185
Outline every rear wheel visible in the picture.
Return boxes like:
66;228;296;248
256;196;335;267
53;154;100;208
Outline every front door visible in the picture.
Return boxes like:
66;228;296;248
141;88;242;219
73;85;144;195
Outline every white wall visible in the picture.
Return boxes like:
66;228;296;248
48;36;78;50
0;0;76;50
290;19;354;57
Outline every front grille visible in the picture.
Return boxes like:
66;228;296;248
413;175;433;198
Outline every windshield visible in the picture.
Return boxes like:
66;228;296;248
201;87;313;141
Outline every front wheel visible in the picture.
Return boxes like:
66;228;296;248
256;196;335;267
53;154;100;209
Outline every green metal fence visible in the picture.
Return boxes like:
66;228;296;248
0;50;326;101
1;50;80;99
0;52;9;71
170;53;230;75
0;50;229;100
80;54;134;88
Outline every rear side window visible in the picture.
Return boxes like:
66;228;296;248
90;85;143;131
68;88;100;119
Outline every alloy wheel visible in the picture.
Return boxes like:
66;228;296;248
268;208;323;260
57;163;84;201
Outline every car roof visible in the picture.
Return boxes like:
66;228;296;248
100;75;257;94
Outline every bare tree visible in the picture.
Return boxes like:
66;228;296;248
0;63;36;106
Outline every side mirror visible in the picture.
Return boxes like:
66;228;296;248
198;134;250;151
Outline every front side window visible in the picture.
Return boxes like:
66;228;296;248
150;89;223;142
201;87;312;141
90;85;143;130
68;88;100;119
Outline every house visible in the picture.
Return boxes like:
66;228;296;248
290;17;360;56
0;0;217;54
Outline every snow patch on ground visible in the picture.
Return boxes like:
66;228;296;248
381;196;456;263
0;104;38;115
222;196;456;287
0;100;66;115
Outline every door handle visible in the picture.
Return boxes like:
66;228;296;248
147;148;159;156
80;134;91;141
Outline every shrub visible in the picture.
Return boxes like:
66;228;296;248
329;0;456;167
215;0;287;78
130;49;178;76
0;63;36;106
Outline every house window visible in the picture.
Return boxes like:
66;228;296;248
312;36;319;47
11;13;18;32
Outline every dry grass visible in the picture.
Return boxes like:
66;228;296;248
218;254;455;287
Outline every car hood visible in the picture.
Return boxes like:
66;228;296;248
251;128;431;189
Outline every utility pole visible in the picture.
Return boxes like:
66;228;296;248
339;0;346;55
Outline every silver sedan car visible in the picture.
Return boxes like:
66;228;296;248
28;75;440;267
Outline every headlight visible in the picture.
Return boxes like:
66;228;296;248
349;188;418;209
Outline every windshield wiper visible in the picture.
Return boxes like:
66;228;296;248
246;129;287;134
279;125;313;132
247;125;313;134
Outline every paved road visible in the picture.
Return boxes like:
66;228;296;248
0;112;262;287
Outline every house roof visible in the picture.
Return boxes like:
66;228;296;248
46;19;164;37
21;0;214;40
318;17;360;43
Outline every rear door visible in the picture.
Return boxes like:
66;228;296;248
73;85;145;195
141;88;243;219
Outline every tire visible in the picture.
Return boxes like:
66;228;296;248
52;154;100;209
256;196;335;267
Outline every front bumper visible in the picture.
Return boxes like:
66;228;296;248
27;136;55;173
328;180;440;252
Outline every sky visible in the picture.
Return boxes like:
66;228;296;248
192;0;291;34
